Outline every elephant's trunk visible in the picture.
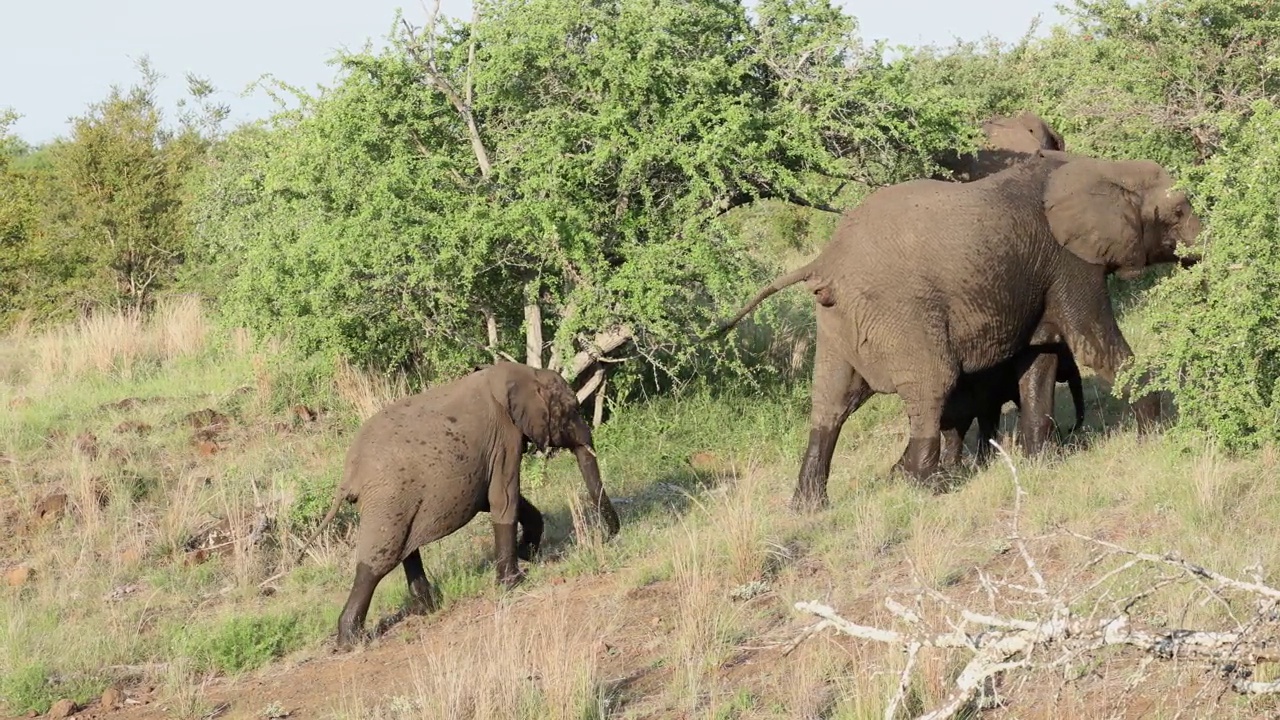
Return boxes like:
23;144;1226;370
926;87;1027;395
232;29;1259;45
573;444;620;540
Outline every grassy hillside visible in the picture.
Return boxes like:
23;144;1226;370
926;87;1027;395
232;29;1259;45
3;300;1280;719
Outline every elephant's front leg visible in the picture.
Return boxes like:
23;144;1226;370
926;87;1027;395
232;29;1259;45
794;351;874;512
488;443;525;587
516;494;544;562
1054;294;1159;432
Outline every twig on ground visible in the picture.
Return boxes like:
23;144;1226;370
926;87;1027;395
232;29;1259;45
785;440;1280;718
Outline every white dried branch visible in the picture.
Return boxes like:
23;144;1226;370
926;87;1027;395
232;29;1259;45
786;445;1280;719
885;641;921;720
1065;530;1280;603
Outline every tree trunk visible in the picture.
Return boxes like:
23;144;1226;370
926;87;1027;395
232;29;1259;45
525;303;543;368
593;371;607;428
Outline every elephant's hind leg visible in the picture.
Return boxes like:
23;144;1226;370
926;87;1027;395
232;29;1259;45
794;354;874;512
337;560;395;651
337;519;409;650
402;549;438;615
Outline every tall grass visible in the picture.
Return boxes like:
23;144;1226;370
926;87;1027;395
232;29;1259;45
26;295;210;385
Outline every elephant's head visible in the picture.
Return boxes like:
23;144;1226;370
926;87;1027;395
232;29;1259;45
983;111;1065;155
937;111;1066;181
497;362;621;538
1042;155;1202;275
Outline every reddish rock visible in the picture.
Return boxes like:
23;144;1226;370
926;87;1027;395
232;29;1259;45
113;420;152;435
100;686;123;709
34;492;68;522
47;698;77;718
5;565;34;587
183;408;229;430
73;432;100;459
688;450;722;473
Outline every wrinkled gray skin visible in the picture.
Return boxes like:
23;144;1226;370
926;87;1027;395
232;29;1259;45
932;112;1087;463
314;361;620;649
709;152;1202;510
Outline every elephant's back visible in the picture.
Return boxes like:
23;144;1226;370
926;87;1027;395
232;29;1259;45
820;161;1061;373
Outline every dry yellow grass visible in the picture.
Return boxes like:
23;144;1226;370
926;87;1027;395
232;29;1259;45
4;301;1280;719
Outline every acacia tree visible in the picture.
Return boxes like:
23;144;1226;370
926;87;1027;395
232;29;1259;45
194;0;975;406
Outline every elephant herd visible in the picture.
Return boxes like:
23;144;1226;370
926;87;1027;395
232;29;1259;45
310;112;1202;649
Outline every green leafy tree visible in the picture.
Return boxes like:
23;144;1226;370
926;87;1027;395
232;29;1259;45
1121;101;1280;451
193;0;976;404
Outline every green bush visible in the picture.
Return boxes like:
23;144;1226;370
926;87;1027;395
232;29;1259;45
179;611;321;674
1122;100;1280;451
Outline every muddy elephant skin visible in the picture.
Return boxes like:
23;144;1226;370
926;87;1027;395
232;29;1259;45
317;361;620;649
710;151;1202;509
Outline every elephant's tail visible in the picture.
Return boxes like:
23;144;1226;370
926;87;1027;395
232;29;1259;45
292;487;356;566
701;263;817;342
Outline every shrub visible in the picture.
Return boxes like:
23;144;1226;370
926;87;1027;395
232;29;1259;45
1122;100;1280;451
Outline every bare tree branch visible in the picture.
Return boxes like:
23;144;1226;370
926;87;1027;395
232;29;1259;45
785;441;1280;718
401;1;492;178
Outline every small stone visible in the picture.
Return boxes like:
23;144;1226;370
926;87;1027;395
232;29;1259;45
34;492;68;522
687;450;721;473
47;698;76;718
113;420;152;435
183;408;229;430
101;686;123;709
5;565;34;587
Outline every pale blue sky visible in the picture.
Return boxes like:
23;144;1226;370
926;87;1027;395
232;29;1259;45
1;0;1065;144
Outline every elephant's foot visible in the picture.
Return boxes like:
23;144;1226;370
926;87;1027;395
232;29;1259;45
492;522;525;587
335;561;383;652
790;486;830;513
896;436;949;492
334;627;365;653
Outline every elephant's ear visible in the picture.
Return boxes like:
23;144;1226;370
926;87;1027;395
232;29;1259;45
507;376;551;448
1043;160;1146;269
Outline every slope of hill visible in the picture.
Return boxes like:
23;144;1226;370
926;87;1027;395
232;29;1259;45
3;299;1280;720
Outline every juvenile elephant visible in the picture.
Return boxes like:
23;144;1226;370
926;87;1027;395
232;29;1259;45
940;329;1085;468
709;152;1201;509
313;361;621;649
934;111;1067;182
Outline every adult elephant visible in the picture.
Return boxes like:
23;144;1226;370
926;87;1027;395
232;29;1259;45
308;361;621;649
934;111;1067;182
708;152;1201;510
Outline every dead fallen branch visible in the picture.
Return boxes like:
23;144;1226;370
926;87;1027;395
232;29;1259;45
788;440;1280;719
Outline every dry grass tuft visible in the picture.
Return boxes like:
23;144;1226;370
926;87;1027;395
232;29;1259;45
23;295;212;386
340;603;605;719
333;356;411;421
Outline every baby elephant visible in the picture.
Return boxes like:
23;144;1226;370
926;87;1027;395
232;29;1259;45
313;361;621;650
